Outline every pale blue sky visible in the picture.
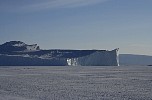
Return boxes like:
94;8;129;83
0;0;152;55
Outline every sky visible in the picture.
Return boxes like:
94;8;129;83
0;0;152;55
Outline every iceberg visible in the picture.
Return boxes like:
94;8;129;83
0;41;119;66
66;49;119;66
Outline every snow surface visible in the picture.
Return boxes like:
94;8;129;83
0;66;152;100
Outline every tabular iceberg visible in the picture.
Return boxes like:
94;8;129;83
67;49;119;66
0;41;119;66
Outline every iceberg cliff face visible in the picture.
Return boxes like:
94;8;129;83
67;49;119;66
0;41;119;66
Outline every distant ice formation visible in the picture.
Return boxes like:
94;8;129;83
0;41;40;52
0;41;119;66
67;49;119;66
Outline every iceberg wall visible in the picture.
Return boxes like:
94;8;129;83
0;55;67;66
67;49;119;66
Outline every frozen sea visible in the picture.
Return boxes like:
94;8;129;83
0;66;152;100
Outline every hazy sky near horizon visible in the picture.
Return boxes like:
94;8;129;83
0;0;152;55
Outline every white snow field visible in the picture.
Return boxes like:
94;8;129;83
0;66;152;100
